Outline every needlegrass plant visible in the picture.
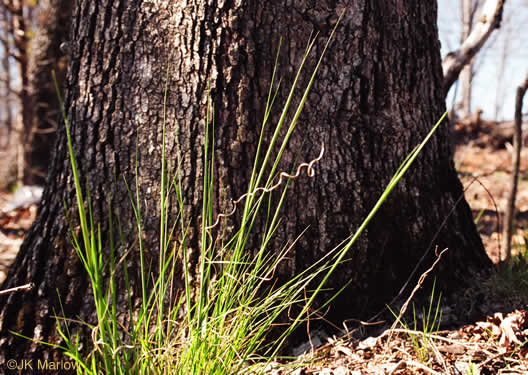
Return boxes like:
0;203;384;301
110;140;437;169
14;19;450;374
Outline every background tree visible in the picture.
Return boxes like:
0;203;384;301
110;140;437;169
491;6;520;121
0;0;35;186
0;1;34;188
24;0;73;185
0;0;69;187
442;0;505;94
0;4;17;188
459;0;478;118
437;0;528;123
0;0;491;361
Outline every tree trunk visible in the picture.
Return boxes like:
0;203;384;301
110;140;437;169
9;0;31;185
0;0;491;362
442;0;504;94
0;6;13;147
23;0;73;185
459;0;474;118
0;6;16;189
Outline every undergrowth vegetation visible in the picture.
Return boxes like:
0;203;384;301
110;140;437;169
389;279;443;365
487;244;528;300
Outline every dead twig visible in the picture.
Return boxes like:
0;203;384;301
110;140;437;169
0;282;35;296
205;143;325;231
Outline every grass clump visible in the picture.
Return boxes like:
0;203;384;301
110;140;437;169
39;30;344;375
12;17;450;374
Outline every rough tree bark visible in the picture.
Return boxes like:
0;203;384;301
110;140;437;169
0;0;491;362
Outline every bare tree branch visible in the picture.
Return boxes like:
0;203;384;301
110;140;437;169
442;0;505;95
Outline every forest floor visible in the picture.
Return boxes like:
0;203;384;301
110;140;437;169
1;120;528;373
0;189;37;283
244;123;528;374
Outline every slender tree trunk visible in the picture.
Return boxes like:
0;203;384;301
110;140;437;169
494;14;511;121
0;6;16;188
9;0;31;185
0;0;491;362
0;6;12;147
501;75;528;263
459;0;474;118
